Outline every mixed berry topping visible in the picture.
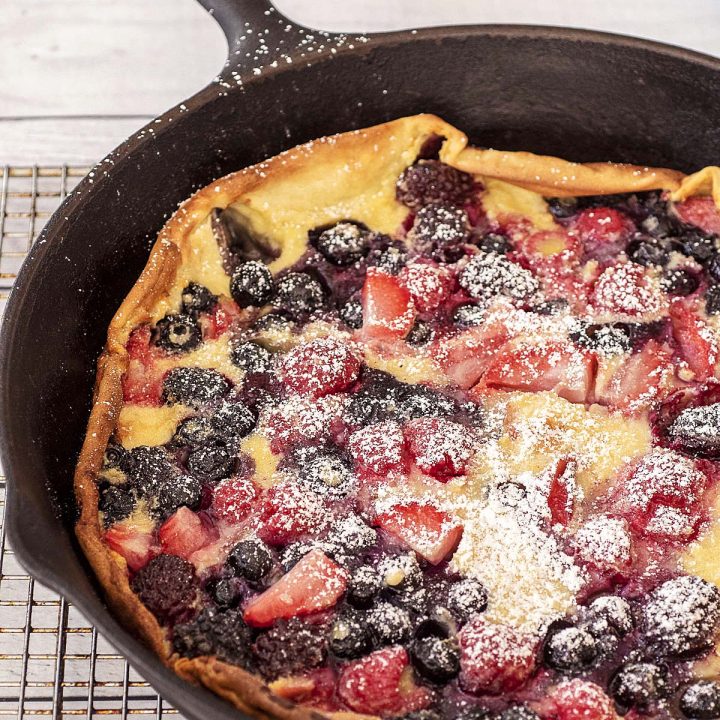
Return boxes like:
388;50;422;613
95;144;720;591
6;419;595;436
103;155;720;719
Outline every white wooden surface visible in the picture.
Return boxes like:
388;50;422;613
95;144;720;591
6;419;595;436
1;0;720;164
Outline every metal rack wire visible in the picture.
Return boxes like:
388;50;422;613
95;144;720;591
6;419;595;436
0;166;181;720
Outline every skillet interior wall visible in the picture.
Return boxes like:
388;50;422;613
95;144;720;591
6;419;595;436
3;25;720;628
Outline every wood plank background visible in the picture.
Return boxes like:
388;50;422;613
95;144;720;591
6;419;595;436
2;0;720;164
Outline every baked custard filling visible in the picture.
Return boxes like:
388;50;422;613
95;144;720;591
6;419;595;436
75;116;720;720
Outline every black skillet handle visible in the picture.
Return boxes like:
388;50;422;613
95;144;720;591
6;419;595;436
197;0;316;79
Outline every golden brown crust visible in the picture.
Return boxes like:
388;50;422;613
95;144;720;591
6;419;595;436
74;113;718;718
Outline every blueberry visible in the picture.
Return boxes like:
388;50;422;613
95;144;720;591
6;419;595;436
608;662;667;711
411;633;460;683
172;416;216;448
211;206;279;265
103;442;132;471
412;204;470;252
368;240;408;275
329;612;372;659
230;340;273;374
253;311;295;332
230;261;274;308
570;323;632;355
706;285;720;315
668;403;720;458
680;680;720;719
707;255;720;283
379;554;423;594
280;542;319;571
253;619;327;680
209;400;256;441
547;197;579;220
663;268;700;296
531;297;569;316
339;298;363;329
153;475;202;519
299;452;355;497
326;515;377;555
459;253;539;301
627;238;669;266
312;221;371;266
155;314;202;353
447;578;488;624
542;622;598;673
273;272;325;317
396;159;474;210
407;319;434;346
477;232;512;254
98;483;137;527
227;539;274;582
128;446;175;496
641;575;720;658
162;367;231;408
679;229;717;263
207;577;243;609
497;707;540;720
452;303;485;328
347;565;382;608
181;282;217;315
397;384;456;420
186;441;234;483
131;554;197;623
581;595;633;637
368;601;413;645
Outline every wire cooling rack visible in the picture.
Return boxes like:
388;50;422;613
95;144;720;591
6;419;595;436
0;166;180;720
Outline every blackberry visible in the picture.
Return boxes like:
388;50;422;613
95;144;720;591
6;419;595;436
542;622;598;673
680;680;720;719
186;441;234;483
407;319;434;346
679;229;718;263
706;284;720;315
368;601;413;645
641;575;720;658
230;261;274;308
412;204;470;252
181;282;217;315
608;662;667;711
452;302;485;328
227;539;274;582
339;298;363;329
312;221;371;266
346;370;405;425
280;542;319;571
663;268;700;297
668;403;720;459
103;442;132;471
207;577;244;609
128;446;175;496
497;707;540;720
155;314;202;353
447;578;488;624
98;483;137;526
162;367;231;408
707;255;720;283
570;323;632;356
532;297;569;316
230;340;273;374
477;232;512;254
131;554;197;623
459;253;539;302
397;384;456;420
581;595;633;638
547;197;579;220
273;272;325;318
396;160;474;210
153;475;202;519
253;619;327;680
299;452;355;497
326;515;377;555
379;554;423;594
173;607;253;667
626;238;669;267
411;633;460;683
172;416;216;448
368;240;408;275
329;612;372;659
347;565;382;608
209;400;256;441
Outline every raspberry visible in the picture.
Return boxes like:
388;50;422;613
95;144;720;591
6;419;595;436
253;618;328;679
549;679;616;720
130;554;197;623
212;476;259;524
399;262;453;312
348;421;406;475
396;159;475;210
405;417;475;480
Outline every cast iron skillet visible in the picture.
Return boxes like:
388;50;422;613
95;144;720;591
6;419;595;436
2;1;720;718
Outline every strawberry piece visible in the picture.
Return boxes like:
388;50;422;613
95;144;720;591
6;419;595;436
674;196;720;235
546;457;578;526
548;679;616;720
458;617;538;695
475;340;596;404
671;301;717;381
348;421;406;476
104;520;157;572
203;297;243;340
159;507;217;560
279;337;360;398
271;667;338;709
243;549;348;627
405;417;475;480
360;268;416;340
212;476;259;525
399;262;453;312
375;502;463;564
264;395;346;453
337;646;432;717
595;340;674;410
590;263;668;317
256;483;332;546
122;326;164;405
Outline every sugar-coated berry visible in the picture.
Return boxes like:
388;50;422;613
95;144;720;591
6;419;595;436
98;483;137;526
181;282;217;315
680;680;720;719
252;618;328;680
155;314;202;353
127;445;175;496
207;577;244;609
299;452;355;497
608;662;667;711
447;578;488;624
230;340;273;374
339;298;364;329
497;707;540;720
379;553;423;594
227;539;274;582
273;272;325;317
662;268;700;296
347;565;382;608
153;475;202;519
368;601;413;646
396;159;475;210
162;367;231;408
313;221;371;266
452;303;485;328
230;261;274;308
543;623;598;673
186;441;234;483
407;319;434;346
627;238;669;267
131;554;197;623
329;612;372;659
411;633;460;683
477;232;511;254
209;399;256;440
706;285;720;315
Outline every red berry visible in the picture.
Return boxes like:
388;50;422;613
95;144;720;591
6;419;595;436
405;417;475;480
674;196;720;235
348;421;406;476
548;678;616;720
212;476;259;525
590;263;668;317
671;301;717;382
122;326;164;405
243;549;348;627
399;262;453;312
375;501;463;564
202;297;243;340
360;268;416;341
458;617;538;695
159;507;217;559
279;337;361;398
104;520;158;572
264;395;346;452
572;207;633;254
337;646;432;716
